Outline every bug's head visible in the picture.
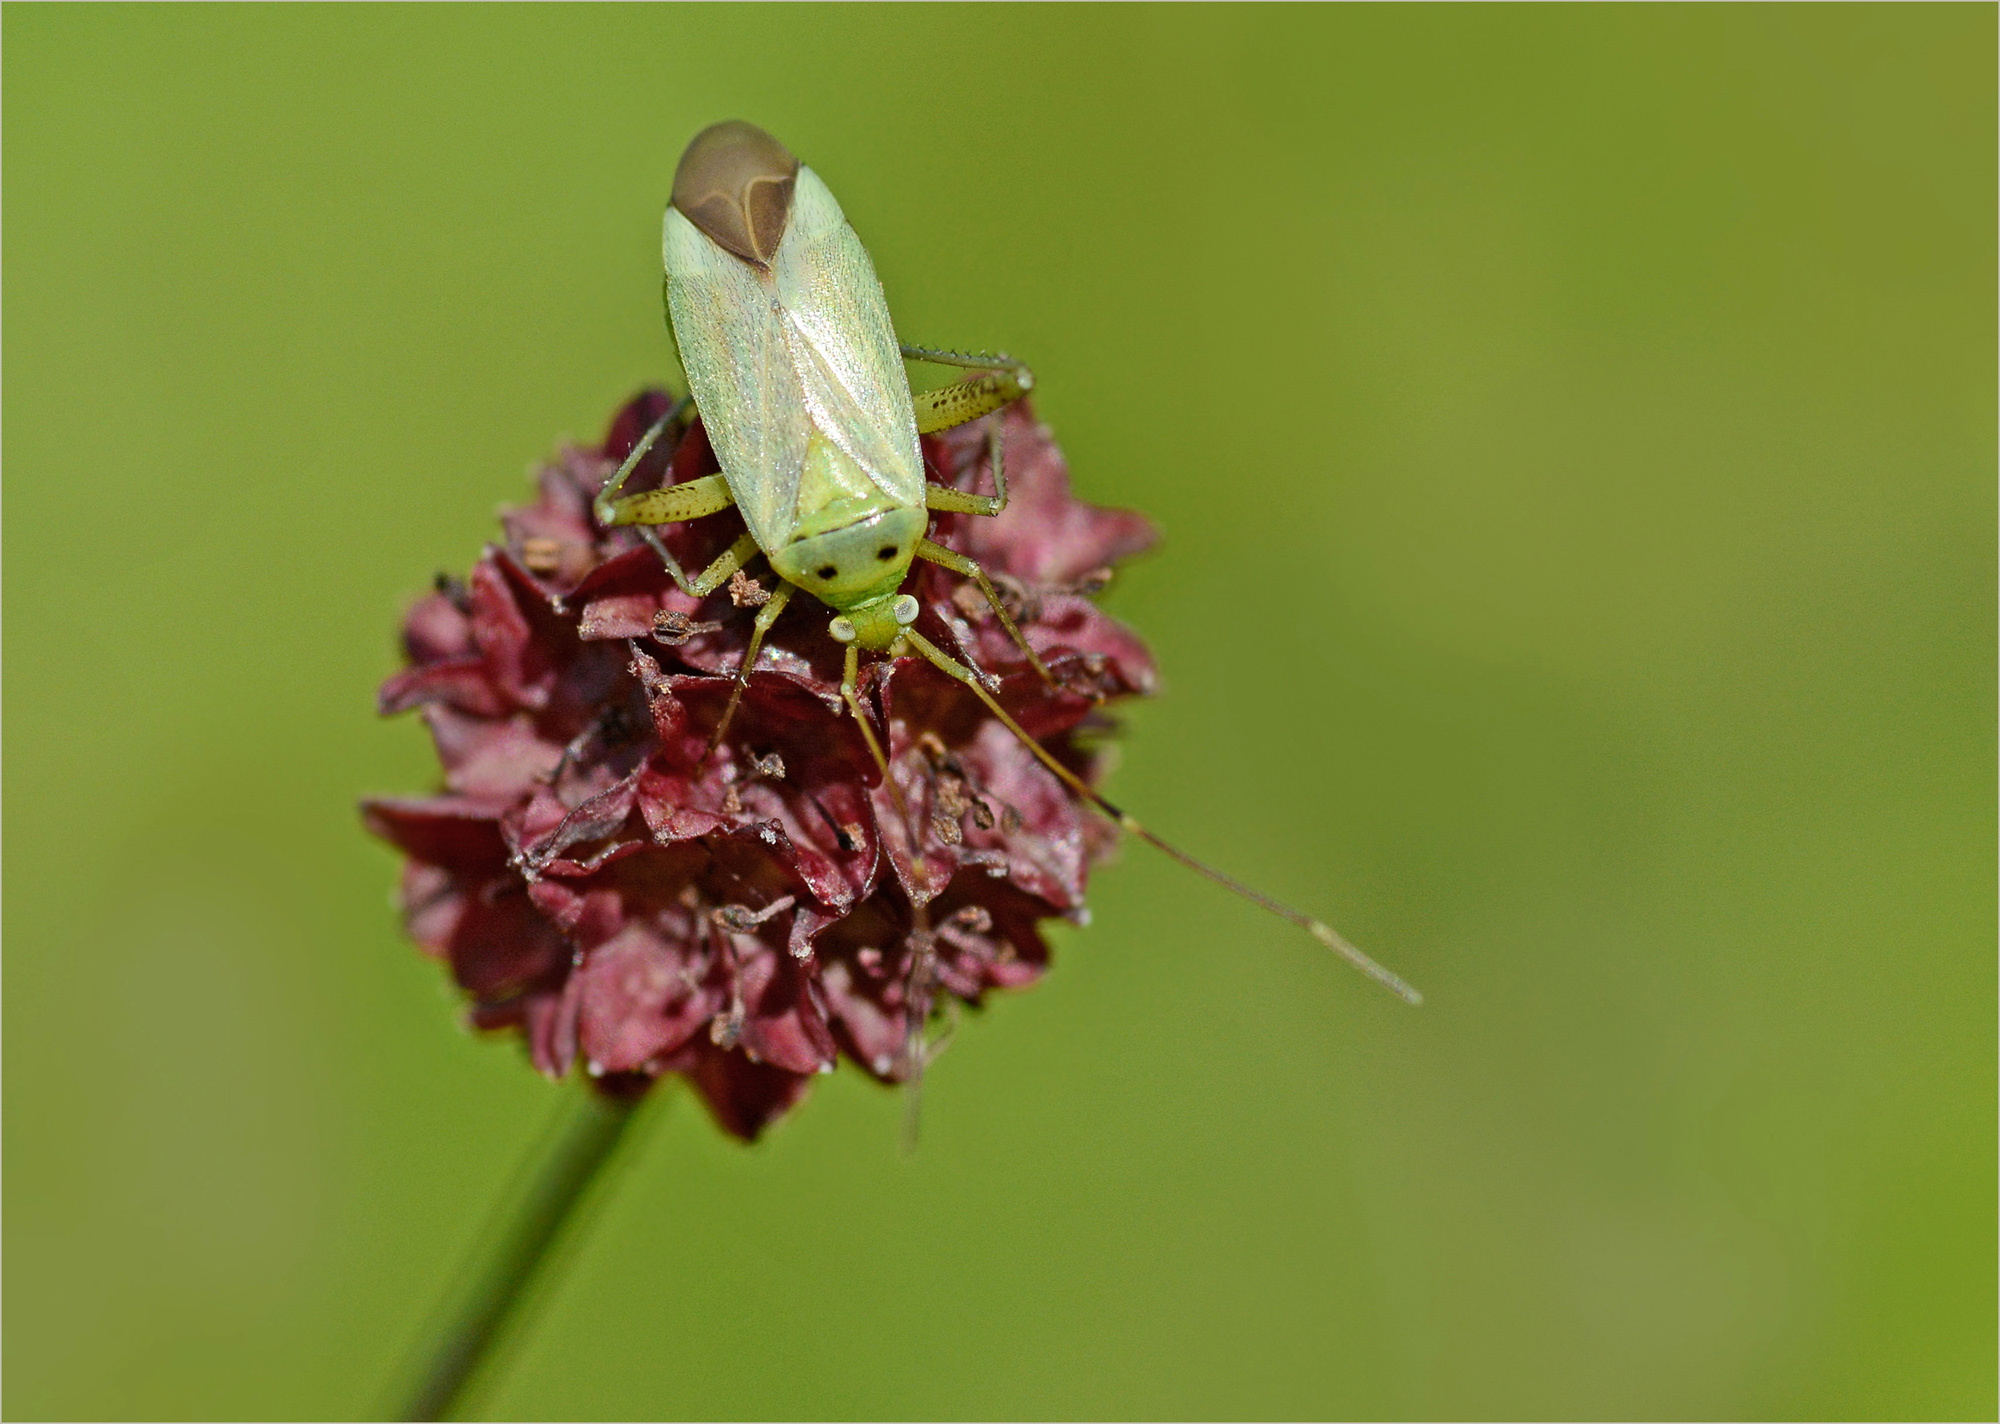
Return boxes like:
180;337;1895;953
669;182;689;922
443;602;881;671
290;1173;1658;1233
769;504;925;612
672;121;799;269
827;593;920;655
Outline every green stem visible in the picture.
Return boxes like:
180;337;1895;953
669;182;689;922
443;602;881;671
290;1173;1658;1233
396;1086;644;1421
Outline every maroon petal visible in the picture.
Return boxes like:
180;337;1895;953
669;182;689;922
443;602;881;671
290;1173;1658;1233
573;925;717;1074
424;708;564;801
513;774;642;872
501;447;608;591
399;862;464;957
467;558;558;710
525;878;625;950
819;955;909;1081
362;797;509;874
527;984;581;1079
734;945;837;1075
674;1040;815;1141
404;592;474;664
443;877;570;1000
378;656;509;719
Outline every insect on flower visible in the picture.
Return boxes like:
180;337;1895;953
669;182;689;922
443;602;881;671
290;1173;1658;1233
599;120;1421;1007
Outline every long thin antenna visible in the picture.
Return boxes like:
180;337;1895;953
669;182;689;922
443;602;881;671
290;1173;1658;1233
900;630;1423;1006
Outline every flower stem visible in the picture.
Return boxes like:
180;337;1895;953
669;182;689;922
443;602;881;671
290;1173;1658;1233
396;1086;644;1421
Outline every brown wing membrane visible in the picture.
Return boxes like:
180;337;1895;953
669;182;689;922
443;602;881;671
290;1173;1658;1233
672;121;800;269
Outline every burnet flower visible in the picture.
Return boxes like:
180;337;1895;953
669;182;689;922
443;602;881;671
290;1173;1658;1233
364;392;1158;1139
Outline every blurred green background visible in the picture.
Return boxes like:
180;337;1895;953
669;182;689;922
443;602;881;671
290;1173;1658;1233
5;6;1993;1419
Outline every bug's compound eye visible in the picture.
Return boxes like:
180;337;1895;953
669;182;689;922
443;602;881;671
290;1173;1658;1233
828;616;857;644
876;544;898;562
817;564;838;580
892;595;920;627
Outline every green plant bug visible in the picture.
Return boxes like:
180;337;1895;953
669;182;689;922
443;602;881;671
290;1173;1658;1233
594;121;1421;1006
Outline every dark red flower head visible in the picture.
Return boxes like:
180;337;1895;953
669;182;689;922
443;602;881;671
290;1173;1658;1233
364;392;1157;1139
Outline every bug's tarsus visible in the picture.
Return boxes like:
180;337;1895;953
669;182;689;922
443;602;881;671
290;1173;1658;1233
634;527;755;604
636;527;697;591
591;402;685;529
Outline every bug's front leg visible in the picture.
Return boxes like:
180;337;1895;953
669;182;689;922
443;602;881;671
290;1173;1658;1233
913;538;1056;688
840;645;915;839
704;581;794;756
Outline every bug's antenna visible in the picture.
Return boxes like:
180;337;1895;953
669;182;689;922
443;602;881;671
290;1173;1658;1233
898;902;934;1155
898;631;1424;1005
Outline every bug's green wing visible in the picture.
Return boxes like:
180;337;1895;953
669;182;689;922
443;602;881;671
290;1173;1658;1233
772;168;926;508
663;206;809;554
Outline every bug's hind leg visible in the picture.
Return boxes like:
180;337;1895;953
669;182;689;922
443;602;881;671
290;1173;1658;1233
910;367;1055;688
902;346;1034;437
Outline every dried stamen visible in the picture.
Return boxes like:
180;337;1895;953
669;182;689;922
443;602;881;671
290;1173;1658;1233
652;608;724;646
727;569;771;608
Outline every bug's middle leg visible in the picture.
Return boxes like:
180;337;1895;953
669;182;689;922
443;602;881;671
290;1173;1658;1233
924;421;1010;519
598;474;743;596
592;405;748;595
